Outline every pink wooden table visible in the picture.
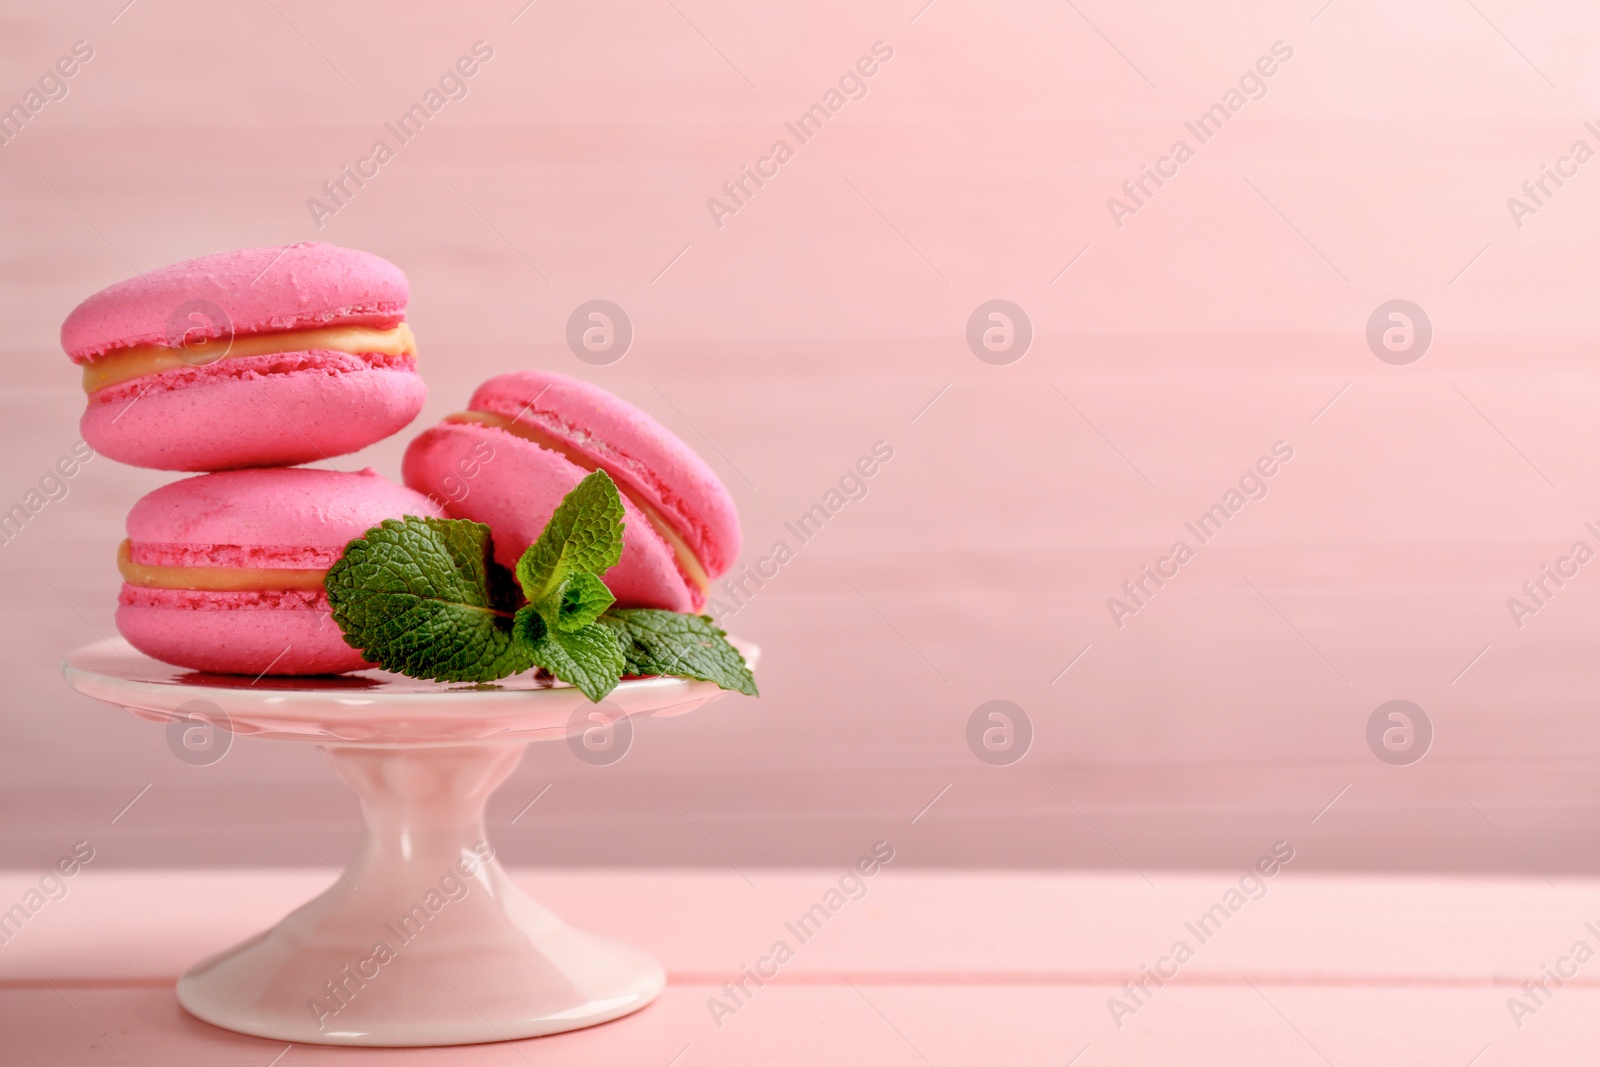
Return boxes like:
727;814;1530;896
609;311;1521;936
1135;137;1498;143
0;867;1590;1063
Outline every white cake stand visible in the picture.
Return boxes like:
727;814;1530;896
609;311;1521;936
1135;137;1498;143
63;637;756;1047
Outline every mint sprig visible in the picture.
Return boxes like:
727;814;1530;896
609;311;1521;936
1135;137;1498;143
326;469;757;701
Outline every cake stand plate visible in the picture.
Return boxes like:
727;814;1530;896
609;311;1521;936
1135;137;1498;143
63;637;756;1047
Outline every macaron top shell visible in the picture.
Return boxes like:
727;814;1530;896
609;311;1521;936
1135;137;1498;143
466;371;740;578
126;467;443;552
62;243;408;364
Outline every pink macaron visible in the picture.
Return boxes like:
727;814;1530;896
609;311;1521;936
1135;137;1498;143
402;371;740;612
63;243;425;472
116;467;444;675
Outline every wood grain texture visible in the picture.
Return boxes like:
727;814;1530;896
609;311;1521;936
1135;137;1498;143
4;1;1600;869
1;868;1595;1062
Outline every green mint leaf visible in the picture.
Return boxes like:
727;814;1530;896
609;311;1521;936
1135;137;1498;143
543;571;615;632
599;609;758;697
515;469;625;605
523;623;626;702
512;604;547;646
326;517;535;682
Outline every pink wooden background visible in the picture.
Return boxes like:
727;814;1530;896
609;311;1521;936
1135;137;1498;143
5;0;1600;874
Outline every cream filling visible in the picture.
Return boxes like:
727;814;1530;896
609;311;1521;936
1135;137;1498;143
117;539;328;592
82;322;416;394
445;410;712;596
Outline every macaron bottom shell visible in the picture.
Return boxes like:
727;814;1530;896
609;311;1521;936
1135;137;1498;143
82;352;425;471
403;421;699;612
117;586;372;675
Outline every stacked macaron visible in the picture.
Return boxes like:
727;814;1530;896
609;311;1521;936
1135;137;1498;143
116;468;443;675
64;244;441;675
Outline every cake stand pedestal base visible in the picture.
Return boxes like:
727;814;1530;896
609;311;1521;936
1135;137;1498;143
178;742;662;1046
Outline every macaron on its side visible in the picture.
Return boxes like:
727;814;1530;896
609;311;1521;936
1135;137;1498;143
403;421;697;612
64;244;425;471
114;467;445;675
404;372;740;611
464;372;741;579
